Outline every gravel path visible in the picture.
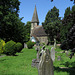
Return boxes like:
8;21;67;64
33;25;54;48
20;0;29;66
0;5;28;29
0;55;6;58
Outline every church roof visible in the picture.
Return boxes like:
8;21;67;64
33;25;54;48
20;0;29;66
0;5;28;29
32;26;47;37
31;5;39;23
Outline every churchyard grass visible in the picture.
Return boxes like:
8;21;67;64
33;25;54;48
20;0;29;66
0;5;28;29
0;46;75;75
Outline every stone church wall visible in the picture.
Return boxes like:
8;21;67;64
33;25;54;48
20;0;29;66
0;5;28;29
37;36;48;45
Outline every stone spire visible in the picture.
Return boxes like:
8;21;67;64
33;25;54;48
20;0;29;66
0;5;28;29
31;5;39;24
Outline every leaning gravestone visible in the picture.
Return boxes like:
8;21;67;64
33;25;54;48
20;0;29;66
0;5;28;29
38;48;55;75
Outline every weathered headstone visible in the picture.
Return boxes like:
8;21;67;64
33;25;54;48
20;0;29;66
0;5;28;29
38;49;54;75
51;47;55;61
36;47;40;61
54;38;56;49
24;43;27;48
32;59;39;68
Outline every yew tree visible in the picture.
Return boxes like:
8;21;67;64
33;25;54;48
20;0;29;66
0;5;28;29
42;6;61;44
0;0;25;43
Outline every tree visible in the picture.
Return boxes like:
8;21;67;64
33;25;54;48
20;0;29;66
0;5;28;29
42;6;61;44
60;5;75;42
60;5;75;58
24;21;31;42
0;0;25;43
60;7;73;42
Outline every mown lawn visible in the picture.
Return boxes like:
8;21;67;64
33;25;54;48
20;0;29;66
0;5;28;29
0;46;75;75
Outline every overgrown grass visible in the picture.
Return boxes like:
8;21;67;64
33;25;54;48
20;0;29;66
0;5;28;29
0;46;75;75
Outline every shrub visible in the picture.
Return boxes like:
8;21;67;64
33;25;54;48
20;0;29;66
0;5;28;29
26;41;36;49
16;42;23;52
0;40;5;54
3;40;16;55
0;38;2;42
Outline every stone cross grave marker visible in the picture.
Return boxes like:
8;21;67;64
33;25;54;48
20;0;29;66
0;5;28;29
38;49;54;75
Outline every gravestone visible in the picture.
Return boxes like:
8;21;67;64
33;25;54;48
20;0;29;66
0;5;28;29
32;59;39;68
24;43;27;48
32;47;40;68
38;49;54;75
54;38;56;49
57;56;61;61
36;47;41;61
51;47;55;61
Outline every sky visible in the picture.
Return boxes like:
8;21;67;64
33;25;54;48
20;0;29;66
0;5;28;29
19;0;74;25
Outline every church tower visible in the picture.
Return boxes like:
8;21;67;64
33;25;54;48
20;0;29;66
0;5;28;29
31;5;39;35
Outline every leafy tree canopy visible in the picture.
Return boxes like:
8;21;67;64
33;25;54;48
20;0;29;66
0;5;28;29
0;0;25;43
24;21;31;42
60;5;75;58
60;5;75;42
42;6;61;44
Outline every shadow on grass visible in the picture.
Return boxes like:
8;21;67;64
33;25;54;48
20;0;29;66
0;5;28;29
60;61;75;67
19;51;23;53
0;59;7;62
13;54;18;56
54;66;75;75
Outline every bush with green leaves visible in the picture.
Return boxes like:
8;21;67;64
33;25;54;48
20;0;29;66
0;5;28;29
16;42;23;52
3;40;17;55
26;41;36;49
0;40;5;54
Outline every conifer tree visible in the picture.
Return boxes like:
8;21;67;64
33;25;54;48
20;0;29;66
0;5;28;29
42;6;61;44
0;0;25;43
60;5;75;58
